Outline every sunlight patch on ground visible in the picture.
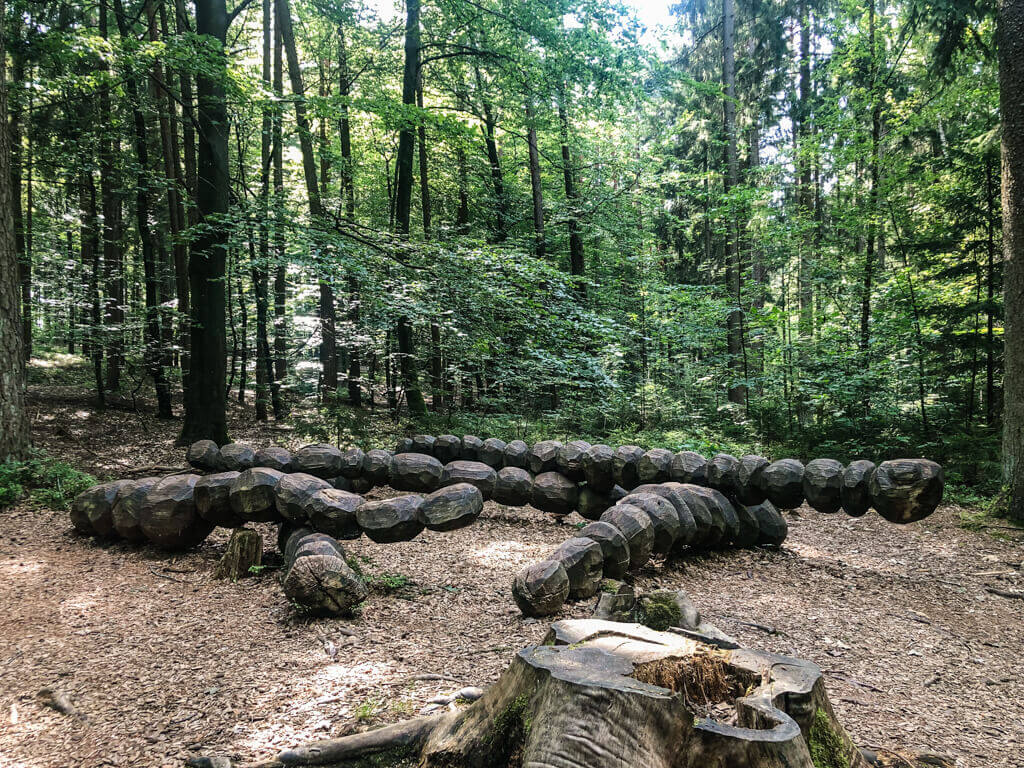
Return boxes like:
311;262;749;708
0;559;44;577
469;539;545;568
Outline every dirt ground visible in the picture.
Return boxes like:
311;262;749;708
1;387;1023;768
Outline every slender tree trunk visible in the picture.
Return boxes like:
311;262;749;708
456;145;470;234
82;173;105;407
337;25;361;407
0;0;30;460
860;0;880;359
255;0;277;421
273;12;288;388
10;44;30;362
558;95;585;297
748;122;765;377
100;0;124;391
114;0;172;417
986;153;998;426
1000;0;1024;519
180;0;230;445
723;0;744;405
417;79;432;238
174;0;198;225
795;0;813;424
526;100;545;257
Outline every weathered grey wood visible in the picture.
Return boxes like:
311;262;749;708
219;443;256;471
274;473;331;523
441;460;497;499
840;460;875;517
670;450;707;485
279;523;313;557
577;486;614;520
411;434;436;455
528;440;563;474
186;439;222;472
618;492;680;556
395;437;414;454
749;500;788;546
214;528;262;580
612;445;645;489
736;455;769;505
512;559;569;617
282;547;367;616
578;521;630;578
732;502;762;548
71;480;133;538
356;495;425;542
254;446;293;472
361;449;393;486
112;477;161;542
869;459;944;523
293;444;345;479
502;439;529;469
229;468;285;522
338;447;365;479
194;471;244;527
707;453;740;496
460;435;484;461
389;453;444;492
556;440;591;481
631;484;698;548
307;488;364;540
531;471;578;515
758;458;806;510
677;484;726;548
492;467;533;506
549;536;604;599
417;483;483;531
140;474;215;550
803;458;844;514
479;438;508;468
581;443;616;492
637;448;674;484
433;434;462;463
600;503;654;570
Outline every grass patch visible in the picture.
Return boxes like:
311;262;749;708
0;453;96;510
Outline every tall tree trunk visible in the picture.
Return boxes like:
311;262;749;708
526;99;545;257
10;42;30;362
255;0;277;421
0;0;30;460
180;0;230;445
174;0;198;225
1000;0;1024;520
417;79;432;238
273;11;288;388
338;25;361;408
456;145;470;234
276;0;337;396
393;0;427;415
860;0;880;359
723;0;744;405
986;153;998;426
478;73;508;243
558;95;585;297
100;0;124;391
748;122;765;376
795;0;813;425
113;0;172;418
82;173;105;407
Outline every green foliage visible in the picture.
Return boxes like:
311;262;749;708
0;454;96;511
808;708;848;768
367;572;414;594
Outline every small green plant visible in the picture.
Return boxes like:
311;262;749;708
353;699;381;722
0;454;96;511
248;564;270;576
368;572;413;593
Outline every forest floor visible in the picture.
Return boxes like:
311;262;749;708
1;374;1023;767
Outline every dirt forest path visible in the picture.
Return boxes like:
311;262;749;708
1;394;1022;767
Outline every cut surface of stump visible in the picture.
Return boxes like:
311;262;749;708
274;473;331;523
670;450;707;485
389;453;444;492
549;536;603;599
417;483;484;531
581;443;616;492
869;459;944;523
229;468;285;522
492;467;532;507
531;471;578;515
277;619;867;768
511;559;569;617
441;461;497;499
803;458;845;514
307;489;364;540
840;460;875;517
194;471;244;528
214;528;263;580
356;495;425;542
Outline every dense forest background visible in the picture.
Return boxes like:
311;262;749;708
2;0;1011;497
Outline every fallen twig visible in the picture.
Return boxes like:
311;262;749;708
985;586;1024;600
149;567;193;584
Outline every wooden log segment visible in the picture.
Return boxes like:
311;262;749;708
433;434;462;463
460;435;484;461
735;455;769;505
840;460;875;517
528;440;563;474
632;483;698;548
411;434;436;455
556;440;590;481
613;445;645;489
577;486;614;520
869;459;944;523
492;467;533;506
578;521;630;579
707;453;740;496
758;458;806;510
479;438;508;469
581;443;616;492
748;500;788;546
186;439;222;472
71;480;133;538
732;502;762;548
356;495;425;542
140;474;215;550
395;437;414;454
307;488;364;540
229;468;285;523
637;448;674;484
112;477;161;542
803;458;844;514
254;446;293;472
194;471;244;528
389;453;444;492
600;504;654;571
619;492;681;556
416;483;484;531
678;485;726;548
549;536;604;599
361;449;393;486
511;559;569;617
441;461;497;499
282;531;367;616
276;620;868;768
293;444;344;479
531;471;578;515
670;450;707;485
214;528;262;580
502;440;529;469
274;473;331;523
667;484;715;549
219;443;256;471
338;448;365;479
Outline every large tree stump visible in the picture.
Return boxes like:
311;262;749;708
214;528;263;580
276;620;868;768
869;459;944;523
